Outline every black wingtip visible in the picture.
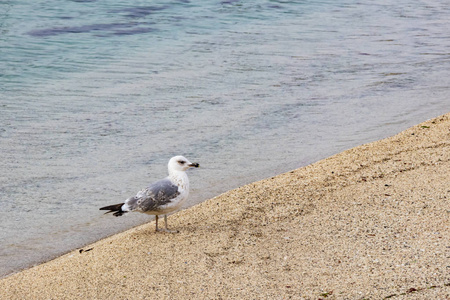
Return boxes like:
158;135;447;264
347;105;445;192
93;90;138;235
112;211;125;217
99;203;126;217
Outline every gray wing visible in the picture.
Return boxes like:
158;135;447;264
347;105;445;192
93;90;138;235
125;178;180;212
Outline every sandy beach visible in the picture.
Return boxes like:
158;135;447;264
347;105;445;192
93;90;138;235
1;113;449;299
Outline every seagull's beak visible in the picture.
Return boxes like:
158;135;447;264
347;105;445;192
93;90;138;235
189;162;200;168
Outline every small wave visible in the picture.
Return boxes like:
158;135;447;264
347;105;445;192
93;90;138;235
28;22;156;37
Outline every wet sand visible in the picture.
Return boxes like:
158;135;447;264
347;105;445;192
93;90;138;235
1;113;449;299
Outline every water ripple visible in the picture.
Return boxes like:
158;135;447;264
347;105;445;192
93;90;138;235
28;22;156;37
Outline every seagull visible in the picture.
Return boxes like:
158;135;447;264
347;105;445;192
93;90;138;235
99;155;199;232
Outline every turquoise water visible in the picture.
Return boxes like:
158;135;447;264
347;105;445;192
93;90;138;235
1;0;449;277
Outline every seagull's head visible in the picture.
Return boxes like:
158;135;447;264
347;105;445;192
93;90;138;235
168;155;200;172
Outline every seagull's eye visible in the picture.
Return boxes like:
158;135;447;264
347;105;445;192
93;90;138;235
178;160;186;165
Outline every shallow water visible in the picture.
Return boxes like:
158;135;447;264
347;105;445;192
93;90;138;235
1;0;449;277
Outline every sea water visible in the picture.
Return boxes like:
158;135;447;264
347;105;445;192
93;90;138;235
0;0;449;277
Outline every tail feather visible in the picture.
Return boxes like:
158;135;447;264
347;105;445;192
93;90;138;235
99;203;126;217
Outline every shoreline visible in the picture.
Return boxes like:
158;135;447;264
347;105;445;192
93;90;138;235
1;113;449;299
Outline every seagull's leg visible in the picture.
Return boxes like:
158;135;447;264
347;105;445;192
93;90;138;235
155;215;159;232
161;214;179;233
154;214;178;233
164;215;169;230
